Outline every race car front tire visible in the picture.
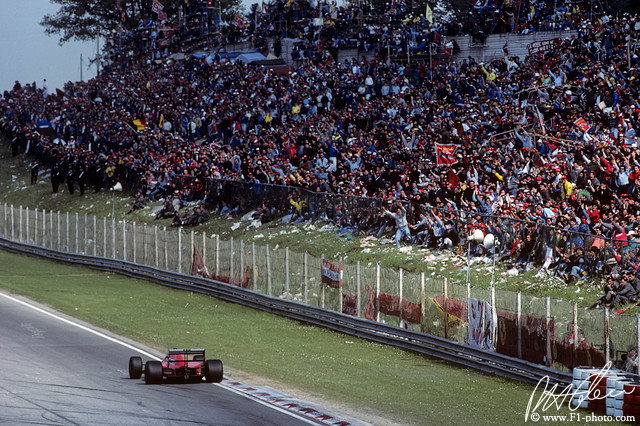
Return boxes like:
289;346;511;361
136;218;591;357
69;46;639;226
129;356;143;379
145;361;163;384
204;359;223;383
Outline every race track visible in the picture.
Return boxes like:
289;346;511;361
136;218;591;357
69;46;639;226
0;292;329;425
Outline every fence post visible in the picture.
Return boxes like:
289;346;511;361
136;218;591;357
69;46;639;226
19;206;23;243
202;232;207;276
421;272;426;333
399;268;404;327
215;235;220;277
339;257;344;313
517;291;522;360
321;254;325;308
100;216;104;255
252;242;257;291
93;216;97;256
43;209;47;248
266;243;272;297
285;247;290;299
230;237;234;283
444;278;449;340
84;213;88;255
376;262;381;322
546;296;552;367
637;313;640;370
154;225;159;268
164;226;168;270
190;231;194;274
66;212;70;251
132;222;137;264
21;206;25;243
111;217;116;259
75;212;79;253
142;223;147;265
11;204;14;240
303;251;308;304
356;261;361;318
177;230;182;274
54;211;57;251
240;240;245;286
122;220;127;262
572;302;578;369
604;308;610;365
34;208;37;245
57;211;61;251
466;281;471;339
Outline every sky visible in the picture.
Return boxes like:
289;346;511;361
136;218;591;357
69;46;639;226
0;0;98;93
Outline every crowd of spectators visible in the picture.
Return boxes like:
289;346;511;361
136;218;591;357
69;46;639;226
3;1;640;308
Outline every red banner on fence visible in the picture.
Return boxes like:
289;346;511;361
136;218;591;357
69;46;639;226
365;284;377;321
342;293;357;316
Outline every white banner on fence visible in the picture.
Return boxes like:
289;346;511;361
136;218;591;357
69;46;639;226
468;298;485;349
467;298;497;352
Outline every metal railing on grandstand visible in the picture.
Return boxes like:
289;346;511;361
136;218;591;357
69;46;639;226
1;202;638;373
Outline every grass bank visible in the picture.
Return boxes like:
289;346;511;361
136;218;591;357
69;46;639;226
0;249;593;425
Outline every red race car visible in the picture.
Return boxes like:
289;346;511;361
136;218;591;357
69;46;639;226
128;348;223;384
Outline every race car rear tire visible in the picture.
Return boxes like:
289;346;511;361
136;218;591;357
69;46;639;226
204;359;223;383
145;361;163;384
129;356;143;379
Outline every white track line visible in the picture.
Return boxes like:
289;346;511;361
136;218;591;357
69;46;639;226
0;291;320;425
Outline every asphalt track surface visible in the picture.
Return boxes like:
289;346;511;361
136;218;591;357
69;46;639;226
0;292;331;426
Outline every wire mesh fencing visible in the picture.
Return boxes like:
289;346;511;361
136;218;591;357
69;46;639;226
1;202;638;373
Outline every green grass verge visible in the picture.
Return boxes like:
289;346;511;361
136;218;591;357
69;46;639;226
0;249;618;425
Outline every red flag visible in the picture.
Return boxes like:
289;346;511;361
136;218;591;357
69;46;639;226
152;0;164;14
502;42;509;57
117;0;125;22
435;143;458;165
448;168;460;187
574;117;590;132
207;0;213;7
158;10;167;21
234;13;244;28
532;150;545;168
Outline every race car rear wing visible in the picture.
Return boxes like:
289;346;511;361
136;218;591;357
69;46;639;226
168;348;206;356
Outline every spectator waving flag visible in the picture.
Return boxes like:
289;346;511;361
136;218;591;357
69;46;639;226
435;143;458;165
152;0;164;14
534;105;546;135
234;13;244;28
574;117;590;132
425;4;433;24
448;167;460;187
117;0;125;22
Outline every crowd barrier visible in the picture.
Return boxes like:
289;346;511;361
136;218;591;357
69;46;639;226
1;201;638;372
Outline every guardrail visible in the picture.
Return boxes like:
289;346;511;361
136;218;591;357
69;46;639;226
0;236;572;387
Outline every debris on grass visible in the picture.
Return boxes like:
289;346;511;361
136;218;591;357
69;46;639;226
360;236;377;247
